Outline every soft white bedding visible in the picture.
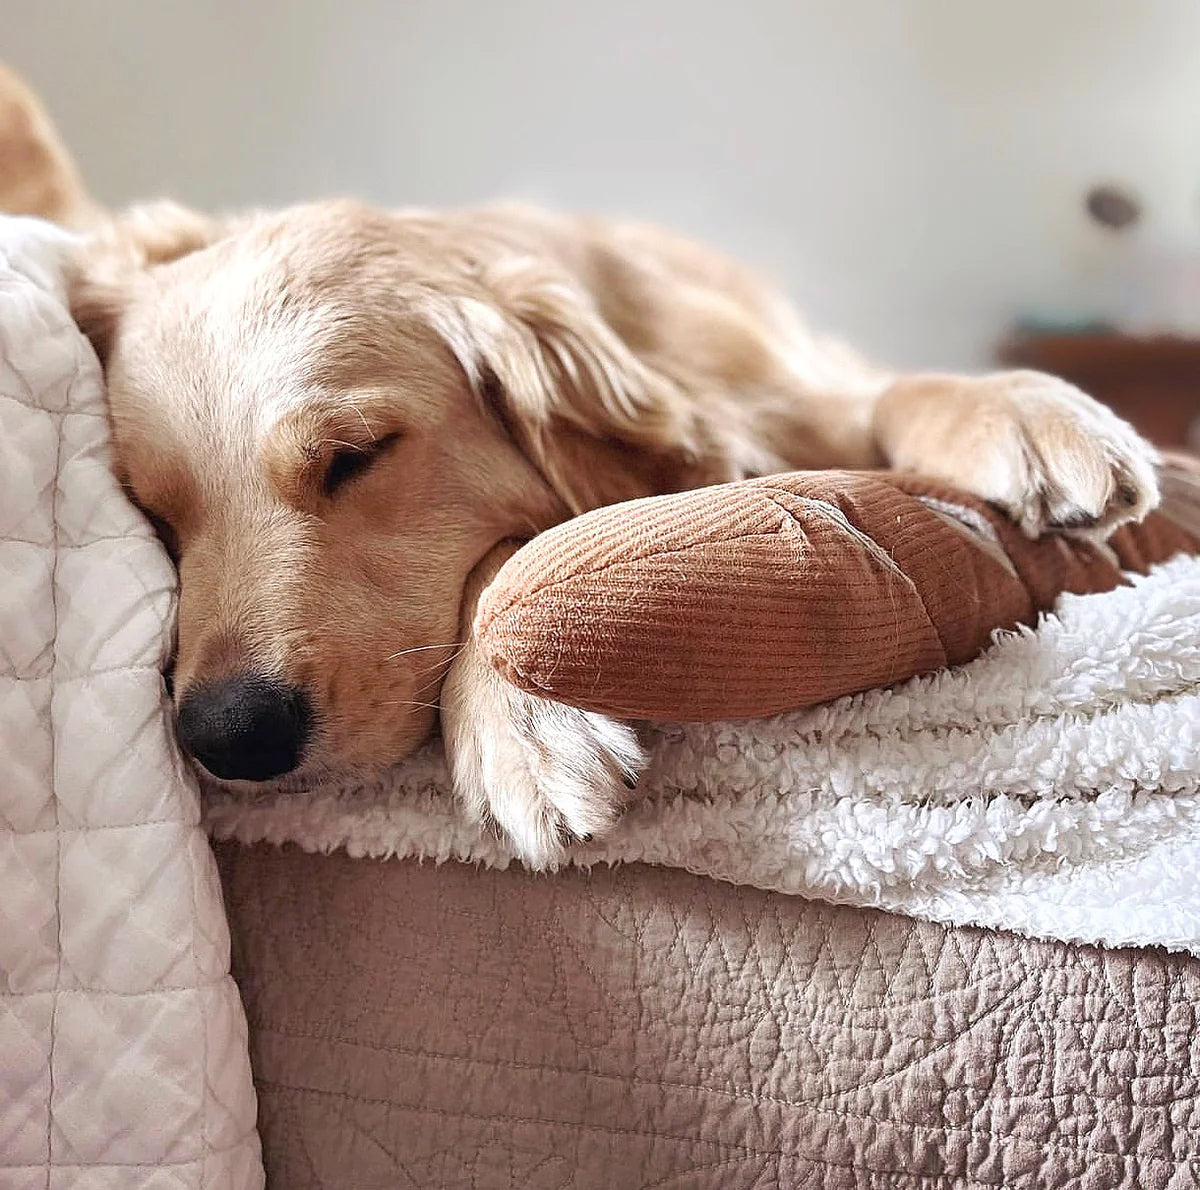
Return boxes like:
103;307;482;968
0;217;262;1188
209;548;1200;955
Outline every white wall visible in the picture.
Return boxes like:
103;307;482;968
8;0;1200;367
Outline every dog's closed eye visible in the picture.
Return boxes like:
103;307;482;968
322;432;402;497
119;482;183;562
144;510;181;562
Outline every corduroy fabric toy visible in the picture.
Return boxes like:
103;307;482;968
474;459;1200;721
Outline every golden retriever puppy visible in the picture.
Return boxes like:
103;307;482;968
68;200;1158;865
0;67;1159;865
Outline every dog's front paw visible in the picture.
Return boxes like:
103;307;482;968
442;645;644;868
878;370;1160;537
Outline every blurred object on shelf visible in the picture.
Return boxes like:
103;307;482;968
998;332;1200;451
1084;184;1142;233
1011;311;1114;337
1074;179;1200;338
998;175;1200;451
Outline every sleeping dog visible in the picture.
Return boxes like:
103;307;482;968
1;65;1159;865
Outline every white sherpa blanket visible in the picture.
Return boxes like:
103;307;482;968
0;218;263;1187
207;551;1200;956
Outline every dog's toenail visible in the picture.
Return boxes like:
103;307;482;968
1051;508;1099;530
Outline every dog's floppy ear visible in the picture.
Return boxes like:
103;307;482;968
0;61;98;228
70;201;223;362
428;257;715;512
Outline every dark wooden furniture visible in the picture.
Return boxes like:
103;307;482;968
998;333;1200;449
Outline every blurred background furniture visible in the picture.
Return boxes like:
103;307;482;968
1000;332;1200;449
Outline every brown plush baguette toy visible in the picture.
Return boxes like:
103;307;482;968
474;458;1200;721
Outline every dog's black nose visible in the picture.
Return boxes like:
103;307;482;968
176;675;311;782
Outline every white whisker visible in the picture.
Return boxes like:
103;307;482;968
413;653;466;681
386;640;466;662
380;698;443;712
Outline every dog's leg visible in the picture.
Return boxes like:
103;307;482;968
440;543;644;868
722;314;1157;537
869;370;1160;536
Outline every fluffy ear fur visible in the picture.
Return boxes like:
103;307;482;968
0;61;98;228
69;201;223;362
427;258;719;512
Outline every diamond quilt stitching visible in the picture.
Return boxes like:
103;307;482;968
218;849;1200;1188
0;220;263;1186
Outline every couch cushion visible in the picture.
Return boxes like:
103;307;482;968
217;842;1200;1189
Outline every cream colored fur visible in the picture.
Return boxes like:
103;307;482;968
0;64;1161;866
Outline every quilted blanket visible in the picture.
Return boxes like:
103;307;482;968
0;218;263;1187
218;843;1200;1189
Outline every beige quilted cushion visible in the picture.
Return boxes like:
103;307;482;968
218;843;1200;1189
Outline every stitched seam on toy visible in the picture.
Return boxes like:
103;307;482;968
478;481;901;624
762;491;951;670
483;493;947;673
916;499;1020;580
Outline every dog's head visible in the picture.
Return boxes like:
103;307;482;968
72;199;706;786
